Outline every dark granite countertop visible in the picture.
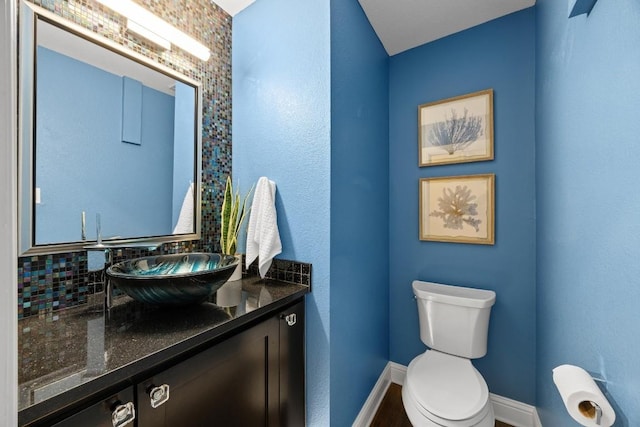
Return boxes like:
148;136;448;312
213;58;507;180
18;276;309;426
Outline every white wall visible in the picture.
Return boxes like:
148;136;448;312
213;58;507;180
0;0;18;423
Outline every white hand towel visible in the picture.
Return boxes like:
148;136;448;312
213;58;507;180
172;182;194;234
245;177;282;278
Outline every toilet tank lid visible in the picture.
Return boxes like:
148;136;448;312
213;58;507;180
412;281;496;308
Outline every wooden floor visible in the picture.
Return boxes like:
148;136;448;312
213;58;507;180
370;383;513;427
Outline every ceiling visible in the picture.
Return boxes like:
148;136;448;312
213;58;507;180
213;0;536;56
212;0;255;16
358;0;536;55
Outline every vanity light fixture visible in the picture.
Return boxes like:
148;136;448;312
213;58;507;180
126;19;171;50
95;0;211;61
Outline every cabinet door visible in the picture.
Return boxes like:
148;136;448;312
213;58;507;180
279;300;306;426
137;316;280;427
50;386;135;427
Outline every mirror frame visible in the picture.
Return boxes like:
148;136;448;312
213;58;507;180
18;1;202;256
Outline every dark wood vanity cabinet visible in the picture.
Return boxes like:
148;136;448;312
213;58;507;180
137;314;280;426
137;299;305;426
278;299;306;426
36;300;305;427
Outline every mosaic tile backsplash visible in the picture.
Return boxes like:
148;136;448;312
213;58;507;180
18;253;89;319
18;250;312;319
244;256;312;287
18;0;232;318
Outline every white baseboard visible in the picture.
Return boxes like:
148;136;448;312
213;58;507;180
490;393;541;427
352;363;393;427
353;361;542;427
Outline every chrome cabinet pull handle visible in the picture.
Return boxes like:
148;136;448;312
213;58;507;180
111;402;135;427
149;384;170;408
283;313;297;326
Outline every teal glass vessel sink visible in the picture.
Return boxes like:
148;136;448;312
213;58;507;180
106;253;239;305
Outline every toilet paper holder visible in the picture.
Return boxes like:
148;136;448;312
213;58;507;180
552;365;615;427
580;374;606;425
578;400;602;425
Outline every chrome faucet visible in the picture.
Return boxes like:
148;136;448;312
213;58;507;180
85;244;114;312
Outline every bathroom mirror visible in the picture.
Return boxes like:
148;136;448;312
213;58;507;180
19;2;202;255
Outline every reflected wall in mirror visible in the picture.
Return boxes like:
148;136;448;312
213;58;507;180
19;2;202;255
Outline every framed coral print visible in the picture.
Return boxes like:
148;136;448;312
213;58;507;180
419;174;495;245
418;89;493;167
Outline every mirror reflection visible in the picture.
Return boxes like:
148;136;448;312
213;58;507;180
20;10;201;254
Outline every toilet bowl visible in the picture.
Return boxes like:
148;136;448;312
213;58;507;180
402;350;494;427
402;281;496;427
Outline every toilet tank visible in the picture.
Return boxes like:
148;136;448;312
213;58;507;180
412;281;496;359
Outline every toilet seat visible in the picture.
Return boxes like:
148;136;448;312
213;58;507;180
403;350;493;426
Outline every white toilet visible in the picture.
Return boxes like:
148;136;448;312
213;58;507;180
402;280;496;427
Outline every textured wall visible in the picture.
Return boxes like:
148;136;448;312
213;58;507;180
17;0;232;318
232;0;331;424
389;9;537;404
535;0;640;425
329;0;390;424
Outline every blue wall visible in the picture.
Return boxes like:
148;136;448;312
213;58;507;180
389;9;537;404
536;1;640;425
232;0;331;424
234;1;640;424
36;47;175;243
329;0;389;425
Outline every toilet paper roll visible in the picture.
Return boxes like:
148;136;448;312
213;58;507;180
552;364;616;427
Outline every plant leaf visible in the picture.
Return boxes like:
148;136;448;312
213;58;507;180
220;176;233;253
220;177;255;255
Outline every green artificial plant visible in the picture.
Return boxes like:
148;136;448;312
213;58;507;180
220;176;253;255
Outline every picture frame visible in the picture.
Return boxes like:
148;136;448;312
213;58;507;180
418;89;493;167
419;174;495;245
